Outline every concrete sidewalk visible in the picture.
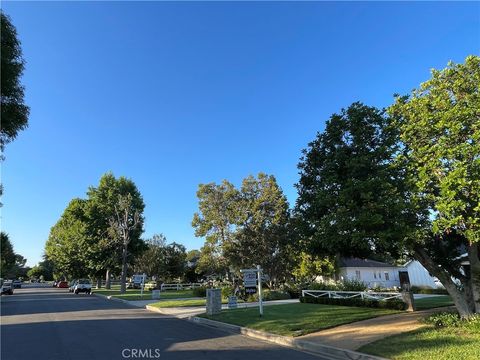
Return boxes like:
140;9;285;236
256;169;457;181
298;306;454;351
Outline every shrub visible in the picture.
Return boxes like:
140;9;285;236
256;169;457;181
262;290;291;301
411;285;448;295
192;286;207;297
300;295;407;310
341;279;367;291
221;286;234;299
280;283;302;299
425;312;461;328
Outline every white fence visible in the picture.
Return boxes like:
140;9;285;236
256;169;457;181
160;283;202;291
302;289;403;301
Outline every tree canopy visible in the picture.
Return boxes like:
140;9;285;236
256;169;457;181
295;102;411;260
1;12;29;152
389;55;480;317
193;173;292;285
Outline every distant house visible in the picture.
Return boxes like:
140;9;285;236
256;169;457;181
403;260;441;289
337;258;404;289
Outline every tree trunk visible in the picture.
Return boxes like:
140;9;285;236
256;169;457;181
96;278;101;289
120;247;128;294
105;268;111;290
413;245;475;318
468;242;480;313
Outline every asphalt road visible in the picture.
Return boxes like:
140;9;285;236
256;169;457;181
1;287;323;360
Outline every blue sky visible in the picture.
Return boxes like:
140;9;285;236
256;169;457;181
2;1;479;266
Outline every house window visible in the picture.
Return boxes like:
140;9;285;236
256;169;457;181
384;272;390;281
378;272;382;279
355;270;361;280
373;272;377;279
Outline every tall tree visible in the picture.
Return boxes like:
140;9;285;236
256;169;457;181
295;102;410;260
192;180;239;278
1;12;29;152
86;172;145;288
45;198;91;279
193;174;292;286
1;232;16;277
389;56;480;317
228;173;292;287
108;193;143;294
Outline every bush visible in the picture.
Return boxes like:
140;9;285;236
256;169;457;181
425;312;461;328
192;286;207;297
281;283;302;299
411;285;448;295
221;286;234;299
300;295;407;310
341;279;367;291
249;289;291;302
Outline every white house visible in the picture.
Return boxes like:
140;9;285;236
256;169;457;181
404;260;443;288
337;258;404;289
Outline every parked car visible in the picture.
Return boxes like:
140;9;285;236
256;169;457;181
1;280;14;295
68;280;78;293
73;279;92;294
57;281;69;288
12;280;22;289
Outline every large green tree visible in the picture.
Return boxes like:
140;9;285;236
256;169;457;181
227;173;292;287
1;232;16;277
44;173;145;288
192;180;239;278
86;173;145;290
193;173;292;286
389;56;480;317
295;102;411;261
1;12;29;152
45;198;91;279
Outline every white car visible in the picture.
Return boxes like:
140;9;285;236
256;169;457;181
73;279;92;294
1;280;14;295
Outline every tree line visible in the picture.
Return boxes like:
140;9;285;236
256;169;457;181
192;56;480;318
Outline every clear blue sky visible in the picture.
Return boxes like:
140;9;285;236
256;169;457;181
2;1;479;266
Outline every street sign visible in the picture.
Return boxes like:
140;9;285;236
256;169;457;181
243;271;257;288
241;266;264;317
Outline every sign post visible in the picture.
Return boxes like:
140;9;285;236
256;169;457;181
241;266;263;317
257;265;263;317
140;273;146;298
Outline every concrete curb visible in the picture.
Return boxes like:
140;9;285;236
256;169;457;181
186;315;388;360
93;292;137;307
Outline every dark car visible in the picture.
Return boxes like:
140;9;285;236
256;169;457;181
12;280;22;289
57;281;69;288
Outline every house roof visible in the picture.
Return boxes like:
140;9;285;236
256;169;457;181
339;257;397;268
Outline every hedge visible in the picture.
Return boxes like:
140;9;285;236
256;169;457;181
300;295;407;310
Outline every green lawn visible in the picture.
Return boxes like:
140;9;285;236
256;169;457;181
199;303;400;337
359;320;480;360
93;288;196;301
414;296;454;310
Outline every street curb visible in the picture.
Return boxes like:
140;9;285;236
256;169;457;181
93;292;137;307
186;315;388;360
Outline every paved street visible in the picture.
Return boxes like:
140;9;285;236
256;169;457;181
1;287;322;360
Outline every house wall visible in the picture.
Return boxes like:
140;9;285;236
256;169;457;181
338;267;402;288
405;260;439;288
